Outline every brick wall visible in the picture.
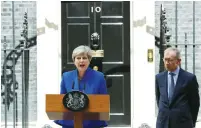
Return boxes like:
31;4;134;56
1;1;37;127
155;1;201;118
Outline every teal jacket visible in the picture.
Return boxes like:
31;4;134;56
54;67;108;128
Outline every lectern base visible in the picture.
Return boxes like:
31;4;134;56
74;112;83;128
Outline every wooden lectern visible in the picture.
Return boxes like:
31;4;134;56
46;94;110;128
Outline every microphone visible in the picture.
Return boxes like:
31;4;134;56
72;81;74;89
83;83;86;91
71;80;86;92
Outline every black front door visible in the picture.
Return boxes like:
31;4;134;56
61;1;130;126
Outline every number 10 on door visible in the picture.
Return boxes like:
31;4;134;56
91;7;101;13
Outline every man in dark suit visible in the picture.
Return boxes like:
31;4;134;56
155;47;200;128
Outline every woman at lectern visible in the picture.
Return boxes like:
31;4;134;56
54;45;108;128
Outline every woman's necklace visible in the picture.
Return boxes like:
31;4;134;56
78;76;82;80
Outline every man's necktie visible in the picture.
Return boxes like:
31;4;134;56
169;72;175;102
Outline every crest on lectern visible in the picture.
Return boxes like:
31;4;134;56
62;91;89;112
